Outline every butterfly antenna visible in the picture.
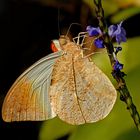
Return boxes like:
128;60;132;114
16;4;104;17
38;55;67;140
58;8;61;36
66;23;82;37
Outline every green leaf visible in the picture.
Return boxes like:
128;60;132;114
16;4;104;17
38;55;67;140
84;0;119;16
124;37;140;72
102;0;120;16
39;117;76;140
111;7;140;23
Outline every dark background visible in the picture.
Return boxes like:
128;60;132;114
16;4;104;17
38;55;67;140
0;0;140;140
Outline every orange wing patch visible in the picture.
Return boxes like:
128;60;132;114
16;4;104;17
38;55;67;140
2;78;47;122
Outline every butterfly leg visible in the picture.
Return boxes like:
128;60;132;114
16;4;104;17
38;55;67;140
73;32;87;47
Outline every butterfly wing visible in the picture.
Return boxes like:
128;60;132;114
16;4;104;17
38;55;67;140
2;51;63;122
73;58;117;124
49;54;117;125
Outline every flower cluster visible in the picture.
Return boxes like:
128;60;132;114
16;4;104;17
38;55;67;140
86;21;127;72
86;25;104;48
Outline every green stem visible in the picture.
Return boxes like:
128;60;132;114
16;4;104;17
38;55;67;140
93;0;140;131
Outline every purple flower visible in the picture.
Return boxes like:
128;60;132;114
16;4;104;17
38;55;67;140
108;21;126;44
113;61;123;71
86;26;102;37
94;38;104;48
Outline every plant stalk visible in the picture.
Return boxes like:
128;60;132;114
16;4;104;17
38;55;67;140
93;0;140;131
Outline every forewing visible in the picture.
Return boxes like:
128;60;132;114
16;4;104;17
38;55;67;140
49;54;117;125
2;51;63;122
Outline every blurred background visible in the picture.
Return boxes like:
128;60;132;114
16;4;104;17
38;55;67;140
0;0;140;140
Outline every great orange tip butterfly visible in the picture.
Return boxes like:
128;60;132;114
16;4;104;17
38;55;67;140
2;32;117;125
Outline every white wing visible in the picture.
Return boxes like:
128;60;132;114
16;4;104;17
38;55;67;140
2;51;63;122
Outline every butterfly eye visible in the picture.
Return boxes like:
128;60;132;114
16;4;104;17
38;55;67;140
51;42;58;52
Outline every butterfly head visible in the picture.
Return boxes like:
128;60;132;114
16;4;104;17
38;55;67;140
51;35;80;57
51;35;71;52
51;35;71;50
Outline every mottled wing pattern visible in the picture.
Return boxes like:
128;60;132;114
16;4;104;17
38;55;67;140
73;58;117;124
50;54;86;124
49;52;117;125
2;51;63;122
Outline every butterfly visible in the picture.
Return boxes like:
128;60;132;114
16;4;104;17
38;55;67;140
2;34;117;125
